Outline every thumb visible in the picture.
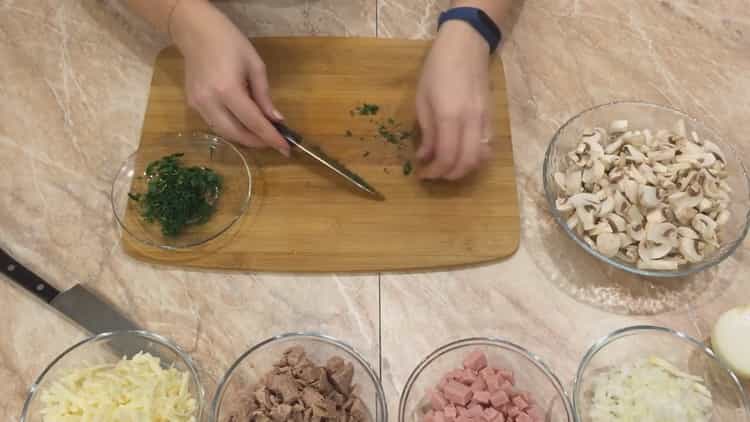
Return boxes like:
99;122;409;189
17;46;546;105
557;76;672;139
246;54;284;122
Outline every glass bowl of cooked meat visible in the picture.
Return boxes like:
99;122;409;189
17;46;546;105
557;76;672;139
111;132;252;249
212;332;387;422
543;101;750;277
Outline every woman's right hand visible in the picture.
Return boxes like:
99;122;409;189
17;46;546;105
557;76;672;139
170;1;290;156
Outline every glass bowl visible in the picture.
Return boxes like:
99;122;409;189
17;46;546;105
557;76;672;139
543;101;750;277
399;338;575;422
20;330;204;422
112;132;252;249
574;325;750;422
212;332;387;422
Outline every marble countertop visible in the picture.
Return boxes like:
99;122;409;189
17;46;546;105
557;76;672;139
2;0;749;419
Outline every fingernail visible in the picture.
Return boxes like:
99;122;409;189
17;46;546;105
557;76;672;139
272;109;284;121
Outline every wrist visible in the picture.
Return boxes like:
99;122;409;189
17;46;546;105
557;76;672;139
169;0;209;50
437;20;491;60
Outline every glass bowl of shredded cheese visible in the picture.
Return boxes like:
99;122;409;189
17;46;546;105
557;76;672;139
20;330;204;422
574;325;750;422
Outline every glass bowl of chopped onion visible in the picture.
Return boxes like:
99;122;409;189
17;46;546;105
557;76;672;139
399;338;576;422
212;332;387;422
20;330;204;422
574;325;750;422
543;101;750;277
112;132;252;249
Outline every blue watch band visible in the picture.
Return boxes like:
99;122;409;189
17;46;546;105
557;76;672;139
438;7;502;54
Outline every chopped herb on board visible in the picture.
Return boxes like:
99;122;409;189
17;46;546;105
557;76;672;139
345;130;353;137
128;153;222;237
402;160;413;176
354;103;380;116
363;151;370;157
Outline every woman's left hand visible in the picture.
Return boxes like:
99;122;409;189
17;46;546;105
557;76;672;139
415;20;493;180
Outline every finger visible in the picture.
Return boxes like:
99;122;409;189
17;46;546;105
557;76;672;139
245;52;284;122
418;118;462;179
416;97;436;162
480;112;493;162
201;101;266;148
480;143;492;162
445;116;482;180
222;89;290;157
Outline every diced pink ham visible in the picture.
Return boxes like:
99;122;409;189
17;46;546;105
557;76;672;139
479;367;495;382
473;390;491;404
499;381;516;395
463;350;488;372
467;404;484;419
525;406;543;422
456;370;478;386
445;406;457;419
515;412;532;422
457;406;469;417
429;389;448;410
506;406;521;417
496;369;514;384
424;410;435;422
456;416;471;422
489;390;509;408
485;375;502;393
484;407;499;421
434;411;446;422
518;392;535;405
470;377;487;392
511;396;528;410
444;381;473;406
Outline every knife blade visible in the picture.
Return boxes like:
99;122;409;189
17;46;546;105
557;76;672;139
273;122;385;200
0;247;139;334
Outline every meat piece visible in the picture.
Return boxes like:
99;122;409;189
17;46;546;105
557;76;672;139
270;404;293;421
485;374;502;393
315;368;334;394
444;406;458;419
330;362;355;395
479;367;496;382
255;387;273;410
424;410;436;422
285;346;307;366
456;406;468;417
515;412;532;422
302;387;326;408
433;411;447;422
349;397;370;422
469;377;487;392
456;370;478;386
463;351;488;372
511;396;528;410
506;406;521;418
517;392;535;406
268;373;300;404
467;404;484;419
455;416;471;422
327;356;346;373
489;390;509;408
429;389;449;411
311;398;337;419
499;381;515;396
472;391;490;404
328;390;346;406
484;407;500;422
495;369;514;385
443;381;473;406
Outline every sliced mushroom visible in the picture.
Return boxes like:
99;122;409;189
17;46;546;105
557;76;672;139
610;120;628;134
565;170;583;195
702;139;726;164
626;204;645;226
577;206;597;231
677;226;700;239
716;210;731;226
646;207;666;223
638;185;660;209
555;192;599;212
698;198;713;213
623;145;647;163
607;214;627;232
638;241;673;261
692;213;718;243
596;233;621;257
646;222;678;244
679;237;704;263
638;258;680;271
618;245;639;263
598;195;615;217
621;179;639;203
591;221;614;236
627;222;646;242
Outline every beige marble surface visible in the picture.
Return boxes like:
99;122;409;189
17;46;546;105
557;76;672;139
1;0;749;420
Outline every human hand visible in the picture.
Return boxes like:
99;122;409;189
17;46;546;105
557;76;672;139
415;20;493;180
170;1;289;156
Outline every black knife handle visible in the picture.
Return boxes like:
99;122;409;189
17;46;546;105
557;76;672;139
0;248;60;303
272;122;301;146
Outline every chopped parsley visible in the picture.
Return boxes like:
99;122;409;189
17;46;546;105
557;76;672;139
128;153;222;237
402;160;413;176
345;130;353;137
354;103;380;116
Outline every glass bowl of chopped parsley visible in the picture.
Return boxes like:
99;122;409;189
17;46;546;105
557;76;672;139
111;132;252;249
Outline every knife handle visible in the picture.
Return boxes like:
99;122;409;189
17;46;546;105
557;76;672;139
272;122;301;147
0;248;60;303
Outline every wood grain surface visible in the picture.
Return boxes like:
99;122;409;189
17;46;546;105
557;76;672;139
122;37;520;272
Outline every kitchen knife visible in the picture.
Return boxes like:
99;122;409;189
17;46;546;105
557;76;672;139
273;122;385;200
0;247;139;334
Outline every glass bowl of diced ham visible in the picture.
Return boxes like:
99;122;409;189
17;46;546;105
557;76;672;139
399;338;575;422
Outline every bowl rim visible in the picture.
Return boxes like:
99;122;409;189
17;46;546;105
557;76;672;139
111;132;253;250
19;329;205;422
573;324;750;420
211;331;388;422
542;100;750;277
397;337;576;422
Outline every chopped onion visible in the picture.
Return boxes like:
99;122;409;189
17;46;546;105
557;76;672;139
589;356;712;422
712;305;750;380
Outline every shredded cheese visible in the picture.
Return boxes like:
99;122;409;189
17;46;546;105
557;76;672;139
588;356;712;422
40;352;197;422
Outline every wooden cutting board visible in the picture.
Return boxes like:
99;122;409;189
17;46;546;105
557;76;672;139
123;37;519;272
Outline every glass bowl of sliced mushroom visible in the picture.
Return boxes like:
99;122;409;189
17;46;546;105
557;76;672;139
543;101;750;277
